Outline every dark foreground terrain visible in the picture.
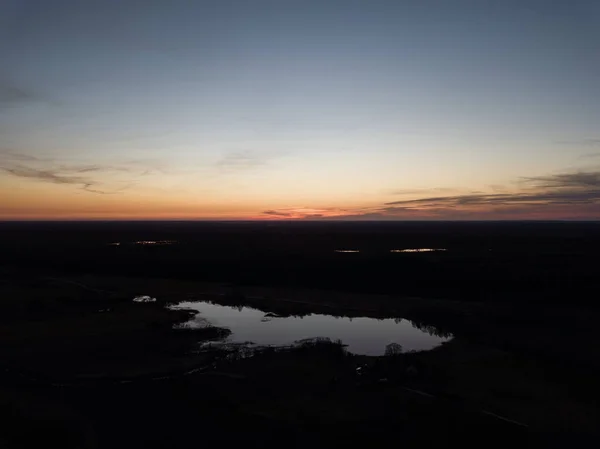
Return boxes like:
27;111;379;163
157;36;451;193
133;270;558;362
1;221;599;448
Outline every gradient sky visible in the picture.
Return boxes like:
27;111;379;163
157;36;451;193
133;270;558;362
1;0;599;220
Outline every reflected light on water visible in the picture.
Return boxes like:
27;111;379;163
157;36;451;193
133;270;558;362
107;240;177;246
173;301;451;356
134;240;177;245
390;248;447;253
334;250;360;253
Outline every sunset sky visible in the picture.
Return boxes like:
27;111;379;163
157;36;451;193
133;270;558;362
1;0;599;220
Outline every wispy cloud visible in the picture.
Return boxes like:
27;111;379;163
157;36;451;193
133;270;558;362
384;191;600;208
2;165;89;186
1;164;129;194
579;152;600;160
264;170;600;221
0;81;35;105
263;210;292;217
56;164;135;175
382;171;600;207
261;207;349;219
378;170;600;219
556;139;600;147
555;139;600;160
0;78;53;110
390;187;457;196
216;151;270;170
0;151;150;194
0;151;42;162
521;171;600;189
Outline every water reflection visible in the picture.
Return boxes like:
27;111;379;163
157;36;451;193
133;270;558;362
107;240;177;246
390;248;447;253
133;295;157;303
173;301;450;356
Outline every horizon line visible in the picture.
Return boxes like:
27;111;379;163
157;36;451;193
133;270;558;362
1;218;599;223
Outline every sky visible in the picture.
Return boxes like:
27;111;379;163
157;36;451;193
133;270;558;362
1;0;599;220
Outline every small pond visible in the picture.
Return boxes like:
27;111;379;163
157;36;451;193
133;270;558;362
172;300;451;356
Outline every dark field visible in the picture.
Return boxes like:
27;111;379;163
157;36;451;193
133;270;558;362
1;221;600;448
2;220;600;302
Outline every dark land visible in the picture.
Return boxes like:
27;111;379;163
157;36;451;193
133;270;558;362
1;221;600;448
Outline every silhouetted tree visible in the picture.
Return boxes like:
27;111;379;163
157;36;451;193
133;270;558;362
385;343;403;356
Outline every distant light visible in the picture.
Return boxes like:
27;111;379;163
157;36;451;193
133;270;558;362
334;250;360;253
390;248;446;253
107;240;177;246
133;295;156;303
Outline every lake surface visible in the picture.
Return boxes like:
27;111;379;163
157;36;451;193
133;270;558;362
173;301;450;356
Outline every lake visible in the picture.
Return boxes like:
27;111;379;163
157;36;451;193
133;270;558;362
172;300;450;356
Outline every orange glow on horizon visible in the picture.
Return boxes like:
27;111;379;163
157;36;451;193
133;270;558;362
2;178;600;221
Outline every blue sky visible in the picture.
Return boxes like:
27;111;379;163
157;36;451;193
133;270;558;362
1;0;599;219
